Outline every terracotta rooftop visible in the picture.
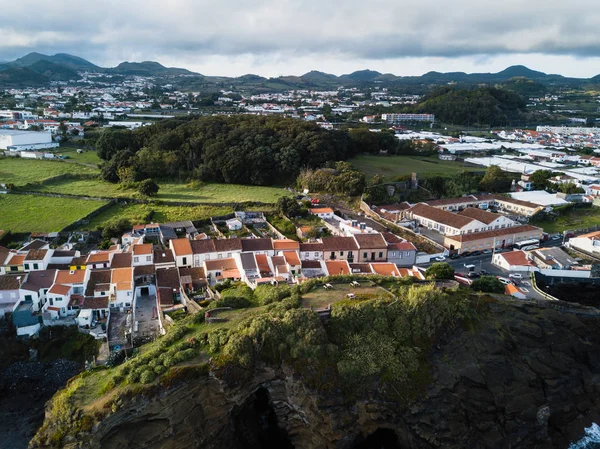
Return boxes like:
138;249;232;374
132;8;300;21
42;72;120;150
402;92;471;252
457;207;506;225
170;238;193;256
407;203;475;230
321;236;359;251
111;267;133;284
370;263;401;277
25;249;48;261
282;251;301;266
20;269;57;292
241;238;273;252
301;260;322;270
353;233;388;249
6;254;25;266
299;242;324;252
82;297;109;310
273;239;300;251
110;253;132;269
205;258;238;271
85;270;112;296
133;244;153;255
213;238;242;252
445;225;542;243
191;239;216;255
497;250;535;266
86;252;111;264
309;207;334;214
325;260;351;275
49;284;70;296
154;250;175;264
0;275;23;290
55;269;86;284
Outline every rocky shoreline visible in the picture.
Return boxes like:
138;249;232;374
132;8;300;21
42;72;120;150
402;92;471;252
0;359;80;449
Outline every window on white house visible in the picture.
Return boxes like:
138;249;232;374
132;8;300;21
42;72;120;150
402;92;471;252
146;256;151;262
218;254;223;259
134;257;139;263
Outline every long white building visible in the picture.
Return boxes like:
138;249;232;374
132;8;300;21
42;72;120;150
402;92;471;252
0;129;58;151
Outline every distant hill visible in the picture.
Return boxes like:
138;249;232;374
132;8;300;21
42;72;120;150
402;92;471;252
340;69;382;82
0;67;49;88
109;61;197;76
7;52;101;72
0;51;597;92
28;60;79;81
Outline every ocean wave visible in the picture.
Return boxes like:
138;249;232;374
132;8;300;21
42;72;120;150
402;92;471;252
569;423;600;449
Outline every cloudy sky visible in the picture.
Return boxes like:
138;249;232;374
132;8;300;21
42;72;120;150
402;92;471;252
3;0;600;77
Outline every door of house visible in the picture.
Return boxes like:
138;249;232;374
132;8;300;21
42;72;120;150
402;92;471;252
371;252;375;261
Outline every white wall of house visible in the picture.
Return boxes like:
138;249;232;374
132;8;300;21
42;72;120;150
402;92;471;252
132;254;153;266
17;323;41;337
567;237;600;257
300;251;323;261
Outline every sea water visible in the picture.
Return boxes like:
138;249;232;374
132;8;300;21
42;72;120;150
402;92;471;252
569;423;600;449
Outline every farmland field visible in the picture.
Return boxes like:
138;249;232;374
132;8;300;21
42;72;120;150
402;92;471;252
530;206;600;234
0;157;99;186
349;155;483;179
77;203;236;230
29;176;291;204
55;146;102;166
0;194;108;233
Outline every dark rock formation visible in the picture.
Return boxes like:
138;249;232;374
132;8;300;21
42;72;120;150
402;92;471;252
31;300;600;449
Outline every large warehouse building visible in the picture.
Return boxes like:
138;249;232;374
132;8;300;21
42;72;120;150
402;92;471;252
0;129;58;151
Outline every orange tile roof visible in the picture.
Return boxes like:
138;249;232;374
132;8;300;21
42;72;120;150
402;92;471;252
116;281;132;291
576;230;600;239
370;263;401;277
171;238;192;256
55;269;85;284
273;239;300;251
6;254;25;266
205;258;237;271
111;267;133;284
309;207;334;215
86;252;110;263
133;244;153;255
255;254;271;273
49;284;70;296
282;251;301;266
497;250;534;266
325;260;350;275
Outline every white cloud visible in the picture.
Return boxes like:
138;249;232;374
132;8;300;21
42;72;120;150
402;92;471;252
2;0;600;77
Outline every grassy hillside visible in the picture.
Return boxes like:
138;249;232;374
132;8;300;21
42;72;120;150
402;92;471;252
349;155;483;179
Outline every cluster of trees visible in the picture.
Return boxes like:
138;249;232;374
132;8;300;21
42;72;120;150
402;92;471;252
208;282;471;396
529;169;584;194
296;162;366;196
95;115;438;187
414;86;527;126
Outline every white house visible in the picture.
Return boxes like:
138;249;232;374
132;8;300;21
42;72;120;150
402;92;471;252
308;207;335;219
566;230;600;258
132;244;154;266
226;218;243;231
170;238;193;268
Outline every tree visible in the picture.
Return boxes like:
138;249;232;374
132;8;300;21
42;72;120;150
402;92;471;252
479;165;510;193
529;169;553;189
471;276;505;293
276;196;301;218
557;182;584;194
138;179;159;197
425;262;455;280
101;218;132;239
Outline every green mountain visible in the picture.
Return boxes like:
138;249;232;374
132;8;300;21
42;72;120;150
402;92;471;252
109;61;197;76
28;60;79;81
0;67;48;88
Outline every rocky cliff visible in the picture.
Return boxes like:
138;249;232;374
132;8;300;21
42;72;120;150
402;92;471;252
31;299;600;449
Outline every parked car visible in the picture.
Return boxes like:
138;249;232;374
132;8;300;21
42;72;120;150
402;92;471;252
480;269;488;275
467;272;480;279
482;249;492;255
461;251;471;257
509;273;523;280
497;276;512;285
449;253;460;260
551;235;561;241
435;256;446;262
471;251;482;256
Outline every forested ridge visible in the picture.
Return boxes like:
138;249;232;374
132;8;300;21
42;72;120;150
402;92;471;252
96;115;416;186
414;86;527;126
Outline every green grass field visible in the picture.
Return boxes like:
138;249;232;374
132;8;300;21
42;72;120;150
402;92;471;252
530;206;600;233
28;177;290;204
0;157;99;186
349;155;483;179
56;146;102;166
78;203;234;230
0;194;108;233
301;284;392;309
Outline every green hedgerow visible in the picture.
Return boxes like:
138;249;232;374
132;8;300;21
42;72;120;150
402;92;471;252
139;370;155;384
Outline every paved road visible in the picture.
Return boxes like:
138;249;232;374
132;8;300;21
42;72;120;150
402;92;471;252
420;251;547;300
